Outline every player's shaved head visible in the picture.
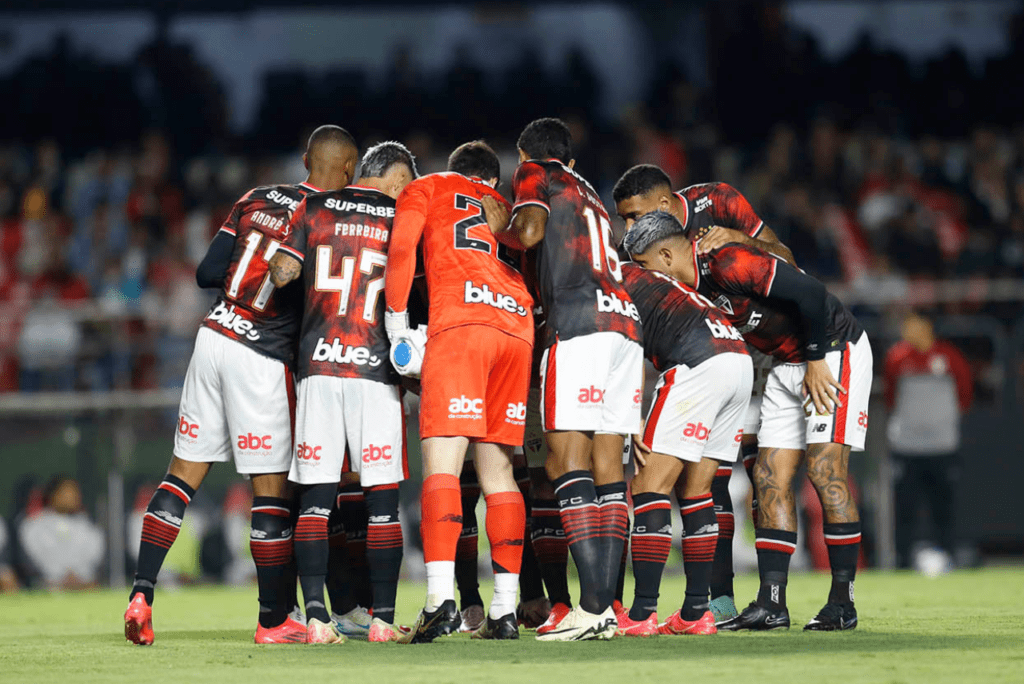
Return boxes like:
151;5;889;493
304;125;359;191
517;118;572;164
448;140;501;183
359;141;418;180
622;210;687;257
612;164;672;203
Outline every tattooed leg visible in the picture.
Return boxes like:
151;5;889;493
805;443;859;524
753;448;803;533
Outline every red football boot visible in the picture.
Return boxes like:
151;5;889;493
658;609;718;635
535;602;571;636
124;594;154;646
254;616;307;644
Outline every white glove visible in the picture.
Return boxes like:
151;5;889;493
385;309;411;346
389;325;428;378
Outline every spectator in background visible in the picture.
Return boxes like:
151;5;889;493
18;476;105;589
884;313;973;571
0;516;20;592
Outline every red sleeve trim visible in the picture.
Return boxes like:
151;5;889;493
218;226;236;237
749;220;765;238
764;258;779;296
279;244;304;262
513;200;550;214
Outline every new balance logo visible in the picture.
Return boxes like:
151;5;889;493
312;337;382;367
596;289;641;321
813;423;828;433
705;317;744;341
207;302;261;341
464;281;528;317
362;445;392;462
296;442;321;461
448;395;484;419
682;422;710;441
577;386;605;404
238;433;272;450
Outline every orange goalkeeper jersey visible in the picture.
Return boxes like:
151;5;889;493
385;172;534;345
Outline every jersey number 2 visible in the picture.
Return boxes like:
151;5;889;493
454;194;519;270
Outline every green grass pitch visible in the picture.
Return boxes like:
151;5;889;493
1;568;1022;684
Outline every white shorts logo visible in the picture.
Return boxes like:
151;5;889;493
448;395;484;420
505;402;526;425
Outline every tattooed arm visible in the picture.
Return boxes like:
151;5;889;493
268;252;302;288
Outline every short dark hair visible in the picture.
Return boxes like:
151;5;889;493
359;141;418;180
517;118;572;164
448;140;500;181
306;125;357;157
621;210;686;256
612;164;672;203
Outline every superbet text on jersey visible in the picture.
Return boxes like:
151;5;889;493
674;182;766;242
201;183;316;363
512;160;641;349
279;186;398;385
694;243;864;363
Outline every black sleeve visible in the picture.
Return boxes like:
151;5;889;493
196;231;235;289
766;263;830;361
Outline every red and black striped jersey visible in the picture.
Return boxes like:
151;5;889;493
512;159;641;349
280;186;398;384
694;243;863;363
200;182;317;363
675;182;766;241
621;263;749;372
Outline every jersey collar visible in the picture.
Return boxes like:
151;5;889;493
691;245;701;290
674;191;690;229
347;184;384;193
299;181;324;192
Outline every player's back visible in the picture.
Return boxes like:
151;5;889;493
400;172;533;343
676;181;765;241
202;182;315;363
281;185;398;384
622;262;748;372
696;243;863;363
512;159;641;348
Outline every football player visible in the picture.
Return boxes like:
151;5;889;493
616;261;753;637
124;126;359;646
267;141;417;643
385;141;534;642
624;210;870;632
482;118;643;641
613;164;795;621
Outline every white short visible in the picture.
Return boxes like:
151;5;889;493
642;353;753;463
540;332;643;435
289;375;408;486
759;332;873;452
174;327;293;475
744;349;774;435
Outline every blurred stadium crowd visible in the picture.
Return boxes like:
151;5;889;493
2;3;1024;590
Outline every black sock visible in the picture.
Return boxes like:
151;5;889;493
742;443;759;528
326;487;357;616
516;472;546;603
336;483;372;609
250;497;293;629
553;471;602;614
710;465;735;599
131;475;196;606
282;492;300;614
824;522;861;606
365;484;403;625
456;468;483;610
595;481;628;610
754;527;797;609
531;498;571;606
628;492;672;622
681;494;717;620
295;483;335;623
615;525;629;605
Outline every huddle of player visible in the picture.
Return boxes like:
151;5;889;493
123;117;870;646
